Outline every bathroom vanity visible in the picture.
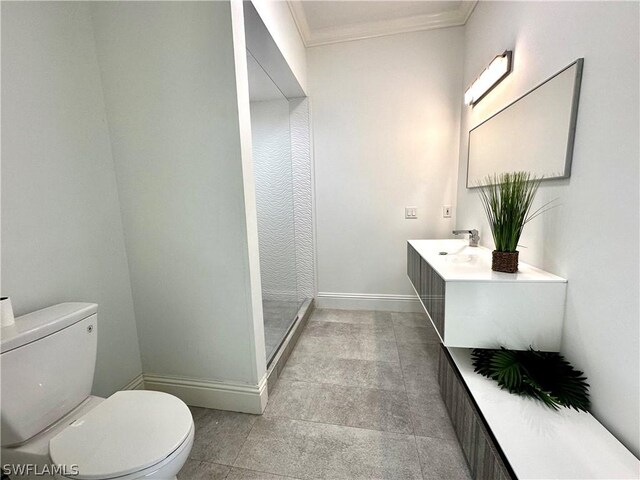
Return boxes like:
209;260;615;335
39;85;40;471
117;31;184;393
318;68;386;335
407;239;567;351
408;239;640;479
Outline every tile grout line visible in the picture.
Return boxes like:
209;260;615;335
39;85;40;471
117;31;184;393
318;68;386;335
224;416;265;476
188;459;234;479
227;465;303;480
308;319;435;331
274;376;404;393
190;311;443;480
293;341;439;365
229;314;312;477
228;321;309;480
226;411;261;473
261;411;415;437
262;408;459;444
272;313;414;437
391;314;428;480
288;350;402;365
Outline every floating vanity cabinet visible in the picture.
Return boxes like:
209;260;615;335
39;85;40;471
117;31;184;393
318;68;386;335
420;257;445;336
407;242;446;337
407;243;421;289
407;239;567;351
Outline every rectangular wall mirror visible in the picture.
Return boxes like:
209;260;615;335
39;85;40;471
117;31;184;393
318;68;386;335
467;58;584;187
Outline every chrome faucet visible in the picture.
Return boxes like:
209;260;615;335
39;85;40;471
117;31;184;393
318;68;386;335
453;229;480;247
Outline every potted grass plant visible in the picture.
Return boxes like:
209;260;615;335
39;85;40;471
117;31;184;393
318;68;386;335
477;171;553;273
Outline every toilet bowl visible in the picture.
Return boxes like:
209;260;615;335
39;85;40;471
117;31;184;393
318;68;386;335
50;391;194;480
0;303;194;479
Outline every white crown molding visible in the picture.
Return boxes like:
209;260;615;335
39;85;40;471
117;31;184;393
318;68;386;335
288;1;477;47
287;1;313;47
460;0;478;24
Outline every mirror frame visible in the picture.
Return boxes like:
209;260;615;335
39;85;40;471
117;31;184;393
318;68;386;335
466;58;584;188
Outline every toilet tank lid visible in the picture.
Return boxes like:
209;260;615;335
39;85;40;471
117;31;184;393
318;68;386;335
0;303;97;354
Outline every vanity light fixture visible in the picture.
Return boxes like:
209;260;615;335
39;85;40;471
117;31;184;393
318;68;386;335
464;50;513;106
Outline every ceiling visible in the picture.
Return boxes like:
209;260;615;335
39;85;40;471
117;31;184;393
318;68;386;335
288;1;477;47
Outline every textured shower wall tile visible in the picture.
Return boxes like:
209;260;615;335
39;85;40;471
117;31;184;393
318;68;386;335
251;99;298;301
290;98;315;300
250;98;315;305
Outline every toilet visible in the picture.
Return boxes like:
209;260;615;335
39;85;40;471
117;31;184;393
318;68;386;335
0;303;194;479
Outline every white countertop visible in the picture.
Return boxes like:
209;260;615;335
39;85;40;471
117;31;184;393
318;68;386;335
409;239;567;283
448;347;640;479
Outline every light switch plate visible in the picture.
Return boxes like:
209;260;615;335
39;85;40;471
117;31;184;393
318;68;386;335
405;207;418;219
443;205;452;218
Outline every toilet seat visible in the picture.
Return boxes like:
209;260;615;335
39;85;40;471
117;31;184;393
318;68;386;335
49;390;193;480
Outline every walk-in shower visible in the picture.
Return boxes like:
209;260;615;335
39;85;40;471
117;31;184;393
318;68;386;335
247;51;312;365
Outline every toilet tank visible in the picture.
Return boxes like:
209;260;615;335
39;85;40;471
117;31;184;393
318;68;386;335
1;303;98;446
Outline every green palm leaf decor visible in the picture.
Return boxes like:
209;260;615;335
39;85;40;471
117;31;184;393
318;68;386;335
471;347;590;411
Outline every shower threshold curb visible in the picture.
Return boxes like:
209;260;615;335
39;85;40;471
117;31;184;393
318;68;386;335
265;297;315;397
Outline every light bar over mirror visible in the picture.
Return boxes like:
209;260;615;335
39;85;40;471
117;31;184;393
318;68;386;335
466;59;584;188
464;50;513;106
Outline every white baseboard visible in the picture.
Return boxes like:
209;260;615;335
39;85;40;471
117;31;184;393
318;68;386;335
143;373;268;414
316;292;422;313
121;373;145;391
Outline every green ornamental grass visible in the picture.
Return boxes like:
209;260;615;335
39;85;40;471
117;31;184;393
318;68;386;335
476;171;554;252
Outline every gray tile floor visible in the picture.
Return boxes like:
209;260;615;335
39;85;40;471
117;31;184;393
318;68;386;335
178;309;471;480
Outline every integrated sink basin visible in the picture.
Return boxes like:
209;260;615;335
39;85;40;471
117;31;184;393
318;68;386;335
444;252;477;264
409;239;565;282
407;239;568;350
438;245;482;265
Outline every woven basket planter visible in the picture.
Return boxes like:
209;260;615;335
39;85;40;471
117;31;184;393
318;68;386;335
492;251;519;273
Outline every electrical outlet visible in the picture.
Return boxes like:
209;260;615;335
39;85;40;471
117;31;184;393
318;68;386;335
405;207;417;219
443;205;452;218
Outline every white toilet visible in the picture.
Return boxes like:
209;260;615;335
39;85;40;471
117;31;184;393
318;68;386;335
1;303;194;479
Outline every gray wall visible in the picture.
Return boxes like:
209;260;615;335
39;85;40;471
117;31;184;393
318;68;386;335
455;1;639;456
1;2;143;396
90;1;265;386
